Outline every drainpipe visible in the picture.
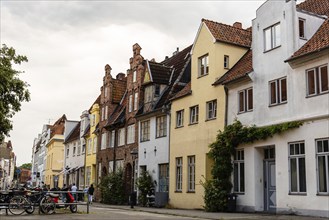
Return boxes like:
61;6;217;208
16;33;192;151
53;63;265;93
224;86;229;127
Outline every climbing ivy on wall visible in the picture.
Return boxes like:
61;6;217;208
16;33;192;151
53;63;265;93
203;120;303;212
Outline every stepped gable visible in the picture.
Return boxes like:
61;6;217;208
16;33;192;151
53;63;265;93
50;114;66;138
286;19;329;62
297;0;329;17
170;82;191;101
214;50;253;85
63;121;80;144
202;19;252;48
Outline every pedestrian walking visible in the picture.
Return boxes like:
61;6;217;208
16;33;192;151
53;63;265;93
71;183;77;201
88;184;94;204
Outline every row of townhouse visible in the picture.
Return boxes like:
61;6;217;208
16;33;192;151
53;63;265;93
30;0;328;217
0;141;16;189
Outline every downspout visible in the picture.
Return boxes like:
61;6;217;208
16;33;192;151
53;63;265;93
224;86;229;127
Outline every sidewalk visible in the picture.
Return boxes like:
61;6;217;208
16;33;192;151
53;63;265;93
91;202;327;220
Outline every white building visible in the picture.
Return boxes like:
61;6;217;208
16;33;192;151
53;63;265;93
215;0;329;217
0;141;15;189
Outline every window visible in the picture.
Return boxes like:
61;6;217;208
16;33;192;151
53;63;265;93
316;138;329;194
104;87;108;98
176;110;184;128
289;142;306;194
224;55;229;69
133;70;137;82
86;166;91;186
238;88;253;113
77;145;81;156
101;107;105;121
206;100;217;120
110;130;115;147
105;106;108;120
134;92;138;111
118;128;125;146
93;137;97;153
140;120;150;142
101;133;107;150
144;86;152;103
127;124;135;144
176;157;182;191
299;18;305;39
234;150;245;193
87;139;92;154
159;164;169;192
129;95;133;112
189;105;199;124
264;23;281;51
269;77;287;105
66;148;69;158
198;54;209;76
264;147;275;159
91;114;95;126
187;156;195;192
306;65;328;96
155;84;160;97
156;116;167;138
73;145;76;156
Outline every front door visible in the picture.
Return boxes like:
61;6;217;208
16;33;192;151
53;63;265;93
264;160;276;212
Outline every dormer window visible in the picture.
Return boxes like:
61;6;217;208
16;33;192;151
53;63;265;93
198;54;209;77
155;85;160;97
299;18;306;39
264;23;281;51
133;70;137;82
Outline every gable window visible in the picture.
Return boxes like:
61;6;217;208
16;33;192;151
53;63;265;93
176;157;183;192
299;18;306;39
155;84;160;97
289;142;306;194
224;55;229;69
101;107;105;121
238;88;253;113
73;146;76;156
176;110;184;128
129;94;133;112
133;70;137;82
93;137;97;153
156;116;167;138
140;120;150;142
101;133;107;150
105;106;108;120
269;77;287;106
110;130;115;147
77;145;81;155
127;124;135;144
187;155;195;192
233;150;245;193
104;87;108;98
134;92;138;111
306;65;328;97
264;23;281;51
198;54;209;77
206;100;217;120
66;148;69;158
316;138;329;194
189;105;199;124
118;128;125;146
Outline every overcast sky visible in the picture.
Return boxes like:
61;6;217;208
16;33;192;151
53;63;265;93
1;0;304;166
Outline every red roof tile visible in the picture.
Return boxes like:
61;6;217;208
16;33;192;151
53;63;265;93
50;114;66;138
202;19;252;48
170;82;191;101
287;19;329;62
214;50;253;85
112;77;127;103
297;0;329;17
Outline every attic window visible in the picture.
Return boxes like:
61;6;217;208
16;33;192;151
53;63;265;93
198;54;209;77
299;18;306;39
133;70;137;82
224;55;229;69
155;85;160;97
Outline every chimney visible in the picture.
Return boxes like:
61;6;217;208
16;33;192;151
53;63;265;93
150;58;155;62
173;47;179;56
165;56;169;60
233;22;242;29
116;73;125;80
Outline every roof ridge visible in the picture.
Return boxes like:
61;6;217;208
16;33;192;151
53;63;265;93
202;18;251;32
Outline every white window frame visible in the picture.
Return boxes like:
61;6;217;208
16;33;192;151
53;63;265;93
127;124;135;144
238;88;253;113
206;100;217;120
118;128;125;146
110;130;115;148
133;70;137;82
224;55;229;69
134;92;138;111
176;110;184;128
189;105;199;124
87;139;92;155
140;120;150;142
233;149;245;193
104;87;108;98
105;106;108;120
156;116;167;138
264;23;281;51
101;133;107;150
306;65;329;97
299;18;306;39
198;54;209;77
269;77;287;106
176;157;182;191
66;148;69;158
93;137;97;153
187;156;195;192
289;142;306;194
316;138;329;195
129;94;133;112
101;107;105;121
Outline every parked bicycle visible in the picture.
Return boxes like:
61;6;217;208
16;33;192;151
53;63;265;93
0;190;32;215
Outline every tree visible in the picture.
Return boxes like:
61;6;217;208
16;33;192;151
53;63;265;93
136;170;154;206
20;163;32;170
0;44;30;142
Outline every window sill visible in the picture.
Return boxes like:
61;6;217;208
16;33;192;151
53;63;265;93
269;101;287;108
306;91;329;98
205;117;216;122
299;37;307;41
188;122;199;126
186;191;195;193
289;192;307;196
237;110;253;115
316;193;329;196
197;73;209;79
264;45;281;53
233;192;245;195
140;140;150;143
174;190;182;193
175;125;184;129
156;135;167;139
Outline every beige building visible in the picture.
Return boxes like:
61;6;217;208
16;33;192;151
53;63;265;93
169;19;251;209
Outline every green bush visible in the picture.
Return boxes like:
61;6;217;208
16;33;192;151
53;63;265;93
98;169;125;205
136;170;154;206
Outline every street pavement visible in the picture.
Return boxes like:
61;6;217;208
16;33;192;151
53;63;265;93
0;202;327;220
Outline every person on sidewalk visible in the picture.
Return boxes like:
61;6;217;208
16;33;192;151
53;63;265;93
88;184;94;204
71;183;77;201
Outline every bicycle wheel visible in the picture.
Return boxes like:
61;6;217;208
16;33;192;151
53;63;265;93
39;196;55;214
8;195;31;215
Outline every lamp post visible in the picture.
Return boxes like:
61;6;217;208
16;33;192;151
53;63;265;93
130;148;138;208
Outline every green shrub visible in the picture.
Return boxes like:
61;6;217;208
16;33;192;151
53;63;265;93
98;169;125;205
136;170;154;206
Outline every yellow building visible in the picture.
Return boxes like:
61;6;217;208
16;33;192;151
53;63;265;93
84;97;100;187
169;19;251;209
45;115;66;188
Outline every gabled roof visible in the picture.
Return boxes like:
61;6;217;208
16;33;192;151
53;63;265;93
297;0;329;17
170;82;192;101
202;19;252;48
214;50;253;85
286;19;329;62
50;114;66;138
63;122;80;144
147;61;173;85
82;124;90;138
105;94;127;128
88;95;101;112
112;77;127;103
